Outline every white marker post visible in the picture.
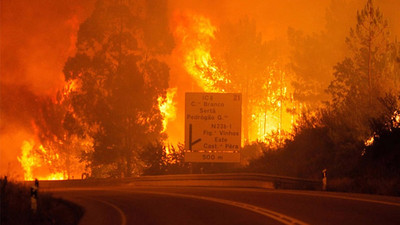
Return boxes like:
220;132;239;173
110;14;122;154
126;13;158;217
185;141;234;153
30;179;39;213
322;169;327;191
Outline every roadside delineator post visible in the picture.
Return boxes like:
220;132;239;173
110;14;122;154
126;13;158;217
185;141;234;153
322;169;327;191
30;178;39;213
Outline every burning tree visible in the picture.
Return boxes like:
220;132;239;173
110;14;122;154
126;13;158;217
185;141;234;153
63;0;173;177
11;82;90;180
209;18;297;143
210;18;271;143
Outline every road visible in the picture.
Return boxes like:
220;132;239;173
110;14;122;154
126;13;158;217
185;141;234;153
49;185;400;225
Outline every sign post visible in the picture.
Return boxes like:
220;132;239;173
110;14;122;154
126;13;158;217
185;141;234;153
185;92;241;163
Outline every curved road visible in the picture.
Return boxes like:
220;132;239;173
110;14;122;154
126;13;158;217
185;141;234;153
50;186;400;225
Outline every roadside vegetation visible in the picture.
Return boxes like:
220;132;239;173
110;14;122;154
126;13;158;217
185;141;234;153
246;95;400;196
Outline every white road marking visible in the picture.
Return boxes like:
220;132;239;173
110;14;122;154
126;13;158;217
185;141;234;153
270;190;400;207
129;190;309;225
189;187;400;207
89;198;127;225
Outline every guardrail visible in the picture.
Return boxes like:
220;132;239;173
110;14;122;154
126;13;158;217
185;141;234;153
34;173;321;191
129;173;320;190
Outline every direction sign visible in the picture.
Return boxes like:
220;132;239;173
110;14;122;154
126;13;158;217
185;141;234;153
185;92;241;163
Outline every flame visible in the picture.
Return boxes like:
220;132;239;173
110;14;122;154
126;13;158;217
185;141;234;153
64;78;80;96
17;140;65;181
365;136;375;146
158;88;177;133
392;110;400;128
18;141;36;181
16;78;90;181
174;12;229;92
17;135;91;181
158;88;178;157
364;110;400;148
249;67;299;142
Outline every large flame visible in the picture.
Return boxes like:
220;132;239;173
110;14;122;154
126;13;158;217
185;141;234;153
249;66;299;142
18;140;64;181
18;141;36;181
174;12;229;92
18;134;92;181
17;78;90;181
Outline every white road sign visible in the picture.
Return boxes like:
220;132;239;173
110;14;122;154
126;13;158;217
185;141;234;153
185;92;241;163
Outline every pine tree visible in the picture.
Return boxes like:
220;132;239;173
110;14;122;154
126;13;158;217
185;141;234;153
327;0;398;139
329;0;393;108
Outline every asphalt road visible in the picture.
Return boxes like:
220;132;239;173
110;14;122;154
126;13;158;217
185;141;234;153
50;186;400;225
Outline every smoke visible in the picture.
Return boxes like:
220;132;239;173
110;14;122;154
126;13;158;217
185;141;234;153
0;0;95;176
1;0;94;95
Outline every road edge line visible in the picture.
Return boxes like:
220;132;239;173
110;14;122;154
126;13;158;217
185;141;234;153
129;190;309;225
268;190;400;207
89;198;127;225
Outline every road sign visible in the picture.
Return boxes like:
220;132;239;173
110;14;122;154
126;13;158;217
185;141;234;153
185;92;241;163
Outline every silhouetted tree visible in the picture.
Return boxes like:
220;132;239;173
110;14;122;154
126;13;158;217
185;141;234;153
63;0;173;177
140;143;189;175
140;142;168;175
327;0;398;141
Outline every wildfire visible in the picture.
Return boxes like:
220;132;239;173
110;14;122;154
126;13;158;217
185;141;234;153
14;10;303;180
173;12;299;143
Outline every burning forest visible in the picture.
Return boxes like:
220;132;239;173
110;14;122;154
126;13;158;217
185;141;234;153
1;0;400;194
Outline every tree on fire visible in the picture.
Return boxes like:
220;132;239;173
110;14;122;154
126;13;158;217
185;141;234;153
63;0;173;177
34;95;84;179
208;18;286;143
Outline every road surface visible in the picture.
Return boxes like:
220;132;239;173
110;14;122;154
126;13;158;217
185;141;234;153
49;185;400;225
